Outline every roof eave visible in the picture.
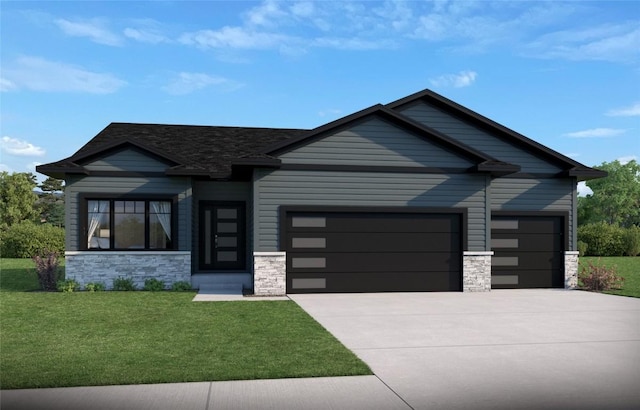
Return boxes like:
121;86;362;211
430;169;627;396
474;161;521;177
563;168;609;181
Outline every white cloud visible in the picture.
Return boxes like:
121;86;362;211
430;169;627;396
123;19;170;44
606;103;640;117
429;70;477;88
55;18;122;46
2;56;126;94
0;77;17;92
526;23;640;63
318;108;342;117
618;155;638;165
1;136;46;156
123;27;168;44
563;128;626;138
245;0;288;28
577;181;593;197
162;72;243;95
0;163;12;173
179;27;292;50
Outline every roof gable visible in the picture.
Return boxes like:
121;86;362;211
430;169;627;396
278;115;477;169
387;89;606;179
261;104;520;176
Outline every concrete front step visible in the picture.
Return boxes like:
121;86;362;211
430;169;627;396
197;283;243;295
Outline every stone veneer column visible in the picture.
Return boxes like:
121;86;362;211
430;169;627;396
64;251;191;290
463;251;493;292
254;252;286;296
564;251;579;289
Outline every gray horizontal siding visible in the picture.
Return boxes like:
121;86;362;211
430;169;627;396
491;178;576;250
253;169;487;252
83;149;169;172
192;181;252;273
397;102;562;173
279;117;473;168
65;175;192;251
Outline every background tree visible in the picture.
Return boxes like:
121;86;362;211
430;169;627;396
35;177;65;227
0;172;38;230
578;160;640;227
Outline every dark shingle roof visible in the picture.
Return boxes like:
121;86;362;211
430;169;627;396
38;122;307;179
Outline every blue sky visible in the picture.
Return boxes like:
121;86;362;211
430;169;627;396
1;1;639;194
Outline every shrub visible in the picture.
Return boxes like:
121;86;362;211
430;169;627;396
171;281;192;291
57;279;80;293
622;226;640;256
143;278;165;291
577;222;625;256
32;250;61;291
85;282;106;292
112;277;136;291
577;241;588;256
0;221;64;258
578;259;624;292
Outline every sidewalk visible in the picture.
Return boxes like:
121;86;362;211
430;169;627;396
1;376;410;410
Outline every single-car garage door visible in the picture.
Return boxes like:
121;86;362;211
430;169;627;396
491;214;565;289
283;209;462;293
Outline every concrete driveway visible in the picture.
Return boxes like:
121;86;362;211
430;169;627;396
290;289;640;410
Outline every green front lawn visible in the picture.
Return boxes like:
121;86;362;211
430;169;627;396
579;257;640;298
0;258;371;389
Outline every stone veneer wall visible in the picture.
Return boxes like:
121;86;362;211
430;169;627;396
463;251;493;292
564;251;579;289
64;251;191;290
254;252;286;296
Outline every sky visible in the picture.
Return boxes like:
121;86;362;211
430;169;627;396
1;1;639;195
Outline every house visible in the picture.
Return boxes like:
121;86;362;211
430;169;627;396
37;89;606;294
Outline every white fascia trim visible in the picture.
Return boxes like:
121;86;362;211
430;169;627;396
565;251;580;256
254;252;286;256
65;251;191;256
463;251;495;256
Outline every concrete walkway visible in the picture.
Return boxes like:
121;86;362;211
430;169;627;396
3;290;640;410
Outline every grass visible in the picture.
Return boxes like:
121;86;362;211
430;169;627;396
579;256;640;298
0;258;371;389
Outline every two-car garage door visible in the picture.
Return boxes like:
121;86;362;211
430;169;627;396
283;209;462;293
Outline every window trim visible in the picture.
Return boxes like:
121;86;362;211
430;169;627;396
80;194;178;251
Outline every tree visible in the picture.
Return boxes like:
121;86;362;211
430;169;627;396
35;177;65;227
578;160;640;227
0;172;38;230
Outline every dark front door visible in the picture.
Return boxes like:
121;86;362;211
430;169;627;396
199;202;246;270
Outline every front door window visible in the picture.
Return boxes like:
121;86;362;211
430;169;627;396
200;202;246;270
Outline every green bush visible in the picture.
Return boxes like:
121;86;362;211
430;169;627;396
1;221;64;258
85;282;106;292
57;279;80;293
143;278;165;291
623;226;640;256
578;222;625;256
171;281;192;291
112;277;136;291
578;259;624;292
577;241;588;257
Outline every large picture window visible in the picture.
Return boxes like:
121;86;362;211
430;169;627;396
86;199;173;250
